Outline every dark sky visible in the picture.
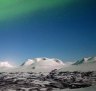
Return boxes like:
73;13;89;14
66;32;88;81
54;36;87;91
0;0;96;65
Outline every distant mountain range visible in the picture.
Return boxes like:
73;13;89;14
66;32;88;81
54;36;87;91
59;57;96;72
21;57;64;66
0;57;96;72
73;57;96;65
19;57;65;72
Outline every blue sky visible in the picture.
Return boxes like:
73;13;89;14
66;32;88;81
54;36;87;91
0;0;96;65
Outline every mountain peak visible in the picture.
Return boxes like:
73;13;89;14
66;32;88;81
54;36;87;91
19;57;65;72
21;57;65;66
73;57;96;65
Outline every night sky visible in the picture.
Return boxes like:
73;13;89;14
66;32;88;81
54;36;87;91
0;0;96;65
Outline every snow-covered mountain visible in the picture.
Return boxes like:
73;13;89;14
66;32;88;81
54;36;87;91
18;57;65;72
0;57;96;73
0;61;13;68
21;57;64;66
0;57;66;73
59;57;96;72
73;57;96;65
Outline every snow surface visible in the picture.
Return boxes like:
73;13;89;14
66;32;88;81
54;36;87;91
53;85;96;91
6;86;96;91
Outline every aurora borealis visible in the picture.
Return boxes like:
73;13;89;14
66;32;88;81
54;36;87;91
0;0;96;64
0;0;90;22
0;0;74;21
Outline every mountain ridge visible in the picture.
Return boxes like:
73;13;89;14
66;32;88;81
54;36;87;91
73;57;96;65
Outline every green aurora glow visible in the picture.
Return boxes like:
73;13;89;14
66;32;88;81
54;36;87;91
0;0;82;21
